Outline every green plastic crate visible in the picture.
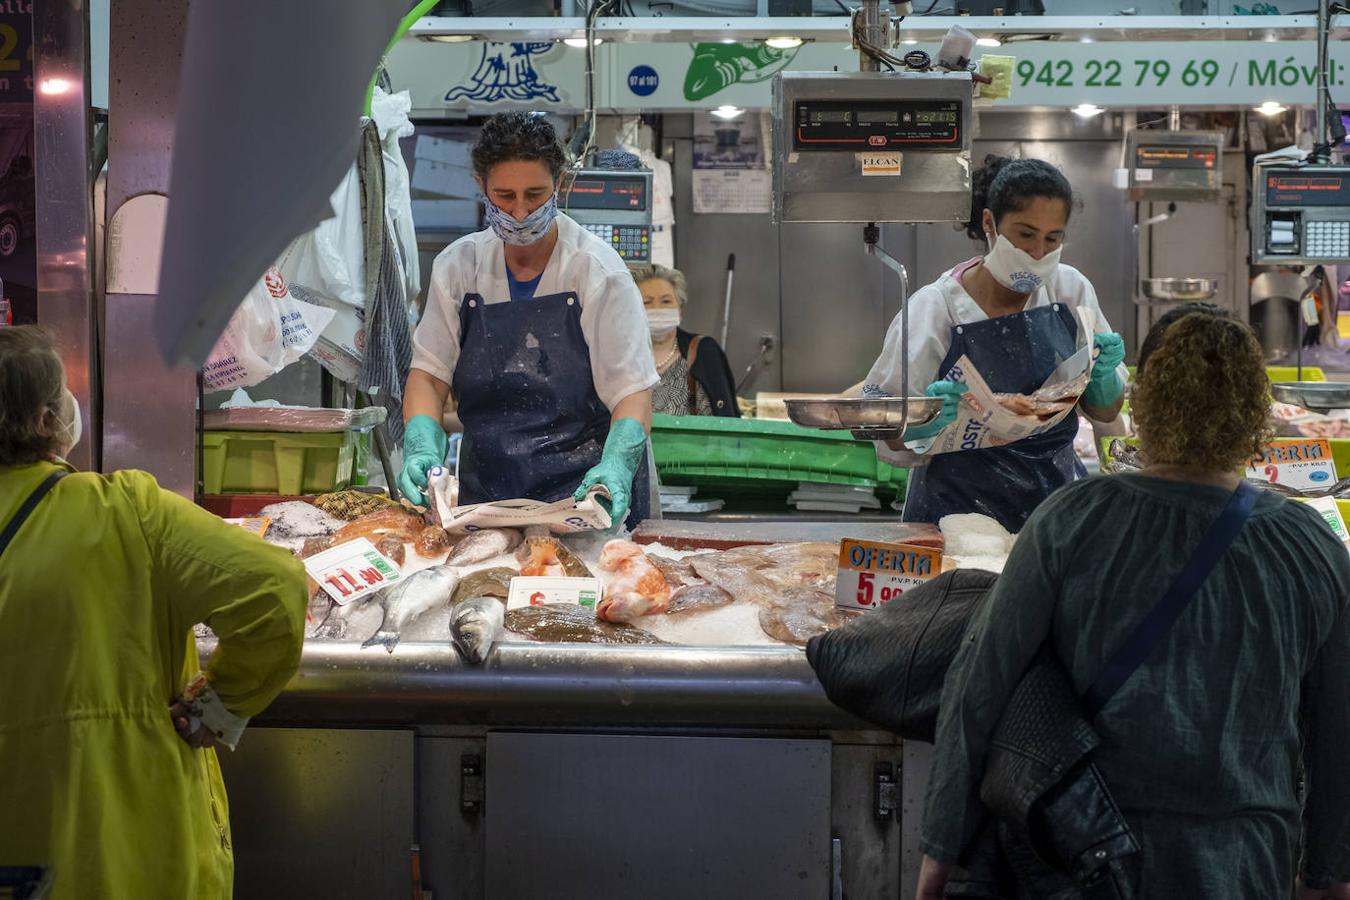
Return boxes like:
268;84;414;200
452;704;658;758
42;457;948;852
202;430;355;495
650;414;907;497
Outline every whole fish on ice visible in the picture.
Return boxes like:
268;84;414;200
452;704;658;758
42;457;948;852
516;525;592;578
596;539;670;622
449;596;505;665
451;567;517;604
362;566;461;653
504;603;666;645
445;528;523;568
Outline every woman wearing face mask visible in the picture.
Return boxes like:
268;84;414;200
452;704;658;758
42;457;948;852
863;156;1127;532
401;113;659;528
632;264;739;417
0;326;307;897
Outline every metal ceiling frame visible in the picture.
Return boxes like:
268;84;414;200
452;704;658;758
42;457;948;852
408;14;1350;45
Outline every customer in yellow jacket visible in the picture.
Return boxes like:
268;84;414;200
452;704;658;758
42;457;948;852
0;326;307;899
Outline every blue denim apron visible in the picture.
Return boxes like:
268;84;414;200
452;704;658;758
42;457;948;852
903;301;1084;533
453;290;650;529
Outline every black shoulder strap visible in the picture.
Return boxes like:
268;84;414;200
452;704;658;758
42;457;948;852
1081;480;1259;719
0;470;66;559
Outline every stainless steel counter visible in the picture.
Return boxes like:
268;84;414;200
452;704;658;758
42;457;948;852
210;638;867;730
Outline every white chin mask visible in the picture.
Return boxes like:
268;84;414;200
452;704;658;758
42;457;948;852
646;308;681;339
982;233;1062;294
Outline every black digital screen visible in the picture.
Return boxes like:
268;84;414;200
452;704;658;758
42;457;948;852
793;99;962;151
564;175;648;211
1265;171;1350;208
1135;144;1217;170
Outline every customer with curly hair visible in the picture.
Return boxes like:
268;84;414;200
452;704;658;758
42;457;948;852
402;112;657;528
917;306;1350;899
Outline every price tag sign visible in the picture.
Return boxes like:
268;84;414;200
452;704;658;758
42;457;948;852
302;538;403;605
835;538;942;612
223;517;271;538
1301;497;1350;549
1247;438;1338;492
506;576;602;610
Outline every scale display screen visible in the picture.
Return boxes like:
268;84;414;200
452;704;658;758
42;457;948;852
1134;144;1217;170
564;174;648;211
1265;171;1350;208
794;99;962;151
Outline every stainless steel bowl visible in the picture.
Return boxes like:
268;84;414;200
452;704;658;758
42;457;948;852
1271;381;1350;412
784;397;944;439
1140;277;1219;302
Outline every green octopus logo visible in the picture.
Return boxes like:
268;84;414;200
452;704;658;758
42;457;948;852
682;42;801;102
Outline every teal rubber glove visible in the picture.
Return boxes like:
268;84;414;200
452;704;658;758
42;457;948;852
574;417;647;528
1082;332;1126;409
398;414;448;504
903;380;968;442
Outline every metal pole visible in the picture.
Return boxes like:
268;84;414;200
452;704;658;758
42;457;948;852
856;0;885;73
1316;0;1329;155
719;253;735;347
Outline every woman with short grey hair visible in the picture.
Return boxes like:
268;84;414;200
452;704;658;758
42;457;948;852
632;263;739;418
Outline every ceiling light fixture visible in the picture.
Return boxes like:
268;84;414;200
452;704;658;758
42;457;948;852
976;37;1002;47
420;33;476;43
765;36;804;49
1255;100;1288;116
710;105;745;120
1072;103;1105;118
563;37;604;47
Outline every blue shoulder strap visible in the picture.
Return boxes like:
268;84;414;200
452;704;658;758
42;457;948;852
0;469;66;560
1081;481;1259;719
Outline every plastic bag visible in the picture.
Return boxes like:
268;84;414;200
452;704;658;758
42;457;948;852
278;164;366;310
202;267;335;392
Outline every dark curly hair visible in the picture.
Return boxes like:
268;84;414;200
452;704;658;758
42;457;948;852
0;325;67;465
963;155;1075;242
472;112;568;182
1132;310;1272;473
1136;301;1231;378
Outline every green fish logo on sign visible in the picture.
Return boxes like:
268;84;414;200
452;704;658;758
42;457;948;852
683;42;800;101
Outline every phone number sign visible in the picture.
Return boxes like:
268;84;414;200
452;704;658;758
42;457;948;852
835;538;942;612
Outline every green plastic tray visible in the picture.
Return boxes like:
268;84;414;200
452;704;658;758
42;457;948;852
202;430;355;496
651;414;907;496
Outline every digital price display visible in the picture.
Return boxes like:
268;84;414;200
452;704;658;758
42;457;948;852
794;99;963;151
564;174;648;211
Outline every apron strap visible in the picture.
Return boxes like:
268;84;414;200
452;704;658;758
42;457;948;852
0;469;66;560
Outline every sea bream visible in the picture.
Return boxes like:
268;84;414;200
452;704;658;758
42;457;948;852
449;596;505;665
445;528;523;568
362;566;461;653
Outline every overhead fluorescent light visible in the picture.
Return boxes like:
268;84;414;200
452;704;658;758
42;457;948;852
976;37;1002;48
900;38;919;45
710;105;744;120
1072;104;1105;119
1255;100;1288;116
765;36;804;49
563;37;604;48
420;34;476;43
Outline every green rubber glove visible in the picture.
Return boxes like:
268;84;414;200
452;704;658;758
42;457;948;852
903;380;968;442
398;414;448;504
1082;332;1125;409
574;417;647;528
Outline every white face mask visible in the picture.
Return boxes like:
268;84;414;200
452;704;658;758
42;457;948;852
982;233;1062;295
56;387;81;455
646;308;681;339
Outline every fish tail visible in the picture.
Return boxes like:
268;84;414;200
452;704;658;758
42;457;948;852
362;630;401;653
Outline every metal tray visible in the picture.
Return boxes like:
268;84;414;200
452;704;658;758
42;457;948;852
1271;381;1350;412
1140;277;1218;302
785;397;943;439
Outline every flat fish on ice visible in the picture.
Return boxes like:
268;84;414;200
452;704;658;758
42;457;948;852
362;566;460;653
647;553;699;588
446;528;523;568
450;596;506;665
504;603;666;645
758;589;853;646
666;583;734;616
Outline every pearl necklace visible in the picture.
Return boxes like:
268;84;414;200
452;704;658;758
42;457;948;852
656;343;679;371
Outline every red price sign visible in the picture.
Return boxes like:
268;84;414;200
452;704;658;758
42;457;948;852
835;538;942;612
303;538;404;605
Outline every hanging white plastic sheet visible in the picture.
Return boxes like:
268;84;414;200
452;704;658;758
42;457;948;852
153;0;404;369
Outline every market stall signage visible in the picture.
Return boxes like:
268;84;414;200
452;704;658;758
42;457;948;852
223;517;271;538
835;538;941;612
303;537;404;605
507;575;602;610
390;38;1348;114
1247;438;1338;492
